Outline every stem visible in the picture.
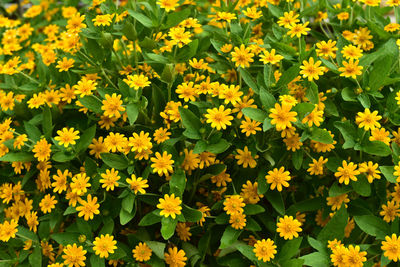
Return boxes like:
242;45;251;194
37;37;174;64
101;68;118;90
112;48;124;69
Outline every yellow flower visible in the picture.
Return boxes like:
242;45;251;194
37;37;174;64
129;131;152;153
220;85;243;105
259;49;284;64
150;151;174;176
229;212;247;229
164;247;187;267
316;40;338;58
54;127;80;147
355;108;381;131
168;27;192;47
381;234;400;262
342;45;363;60
74;77;98;97
93;234;117;258
157;194;182;219
253;239;277;262
216;12;237;23
276;215;302;240
327;194;350;211
307;156;328;175
56;57;74;72
100;168;120;191
300;57;324;81
334;160;360;185
93;14;112;26
269;103;297;131
176;82;198;102
265;167;291;191
205;105;233;130
358;161;381;183
76;194;100;221
369;128;390;145
301;105;324;127
176;222;192;241
223;195;245;215
101;93;125;118
339;59;363;79
240;117;261;136
32;138;52;162
283;133;303;151
157;0;179;12
330;245;348;266
132;242;152;262
123;74;151;90
230;44;254;68
71;173;91;196
287;22;310;38
241;181;263;204
380;200;400;222
62;244;87;267
39;194;57;214
153;127;171;144
126;174;148;194
278;11;299;28
343;245;366;267
235;146;258;168
0;219;18;242
52;169;71;193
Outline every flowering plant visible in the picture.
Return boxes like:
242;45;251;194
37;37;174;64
1;0;400;266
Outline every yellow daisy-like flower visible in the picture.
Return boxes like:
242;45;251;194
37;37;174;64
205;105;234;130
269;103;297;131
123;74;151;90
223;195;245;215
265;167;291;191
343;245;367;267
32;138;52;162
39;194;57;213
126;174;148;194
253;238;277;262
355;108;382;131
56;57;74;72
54;127;80;147
150;151;174;176
132;242;152;262
92;14;113;26
100;168;120;191
0;219;18;242
276;215;302;240
164;247;187;267
62;244;87;267
358;161;381;183
300;57;325;81
157;0;179;12
230;44;254;68
259;49;284;64
334;160;360;185
235;146;258;168
157;193;182;219
339;59;363;79
101;93;125;118
93;234;117;258
287;22;310;38
76;194;100;221
381;234;400;262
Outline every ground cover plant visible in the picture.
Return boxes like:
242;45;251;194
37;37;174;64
1;0;400;266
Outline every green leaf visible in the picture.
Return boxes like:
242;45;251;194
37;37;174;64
120;208;136;225
161;216;177;240
122;192;135;213
182;204;203;222
51;232;80;245
268;3;284;17
169;169;186;197
219;227;242;249
361;141;391;157
90;254;105;267
354;215;390;240
351;175;371;197
144;53;169;64
260;88;276;110
317;205;348;242
139;210;161;226
277;237;303;262
357;93;370;109
234;241;258;262
334;121;357;149
160;64;175;84
294;102;315;120
179;107;202;140
163;8;191;29
146;241;166;259
300;252;329;267
206;139;230;154
24;121;41;142
127;103;139;125
243;204;265;215
306;82;319;104
100;153;129;170
128;10;154;28
42;106;52;138
17;226;39;242
29;246;42;267
276;63;300;89
379;166;397;183
79;95;102;113
287;197;324;214
263;65;274;88
292;149;303;170
265;190;285;215
310;128;333;144
242;107;267;123
239;68;259;93
0;152;34;162
76;124;96;153
52;151;75;162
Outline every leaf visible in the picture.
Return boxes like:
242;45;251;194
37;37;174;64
287;197;324;214
169;170;186;197
182;204;203;222
128;10;153;28
76;124;96;153
126;103;139;125
265;190;285;215
263;65;274;88
120;208;136;225
260;88;276;110
354;215;390;240
29;246;42;267
334;121;357;149
122;193;135;213
306;82;319;104
139;210;161;226
161;216;177;240
361;141;391;157
300;252;329;267
100;153;129;170
206;139;230;154
276;63;300;89
0;152;34;162
51;232;80;245
234;241;258;262
179;107;202;140
219;227;242;249
357;93;370;109
79;95;103;113
52;151;75;163
24;121;42;142
146;241;166;259
90;254;105;267
310;128;333;144
277;237;303;262
242;107;267;123
163;8;191;29
379;166;397;183
42;106;52;138
239;68;259;93
243;204;265;215
351;175;371;197
292;149;303;170
317;205;348;242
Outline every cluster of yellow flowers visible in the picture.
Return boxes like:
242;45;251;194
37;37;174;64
1;0;400;266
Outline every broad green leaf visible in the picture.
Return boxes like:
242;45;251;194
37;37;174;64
169;169;186;197
122;193;135;213
139;210;162;226
239;68;259;93
128;10;154;28
276;63;300;89
76;124;96;153
306;82;319;104
310;128;333;144
42;106;52;138
361;141;391;157
379;166;397;183
182;204;203;222
260;87;276;110
161;216;177;240
265;190;285;215
242;107;267;123
79;95;103;113
29;246;42;267
243;204;265;215
317;205;348;242
126;103;139;125
277;237;303;262
354;215;390;240
100;153;129;170
0;152;34;162
219;227;242;249
334;121;357;149
90;254;105;267
146;241;166;259
179;107;202;140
